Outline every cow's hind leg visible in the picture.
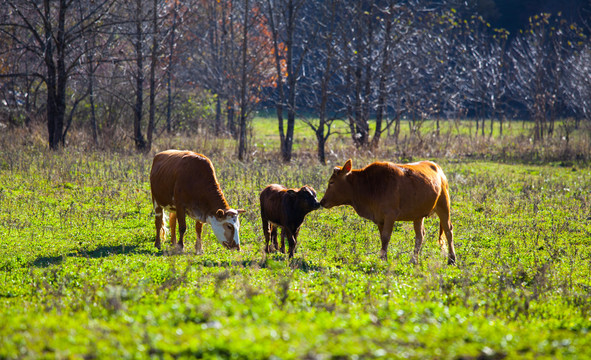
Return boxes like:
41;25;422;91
410;218;425;264
435;194;456;265
169;212;177;247
435;209;456;265
195;221;203;254
154;205;164;249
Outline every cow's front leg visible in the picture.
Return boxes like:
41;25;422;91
410;218;425;264
378;219;395;261
195;221;203;254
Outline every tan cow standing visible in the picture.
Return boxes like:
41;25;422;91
150;150;245;253
320;159;456;265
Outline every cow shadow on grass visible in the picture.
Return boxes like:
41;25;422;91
32;239;160;268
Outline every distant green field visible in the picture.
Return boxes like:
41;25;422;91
1;126;590;358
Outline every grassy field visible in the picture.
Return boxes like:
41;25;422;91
1;119;591;359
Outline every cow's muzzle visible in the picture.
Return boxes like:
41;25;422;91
222;240;241;251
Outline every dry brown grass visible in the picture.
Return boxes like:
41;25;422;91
2;118;590;166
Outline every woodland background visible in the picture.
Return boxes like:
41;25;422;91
1;0;591;163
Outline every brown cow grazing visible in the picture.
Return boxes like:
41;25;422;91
150;150;245;253
260;184;321;258
320;159;456;265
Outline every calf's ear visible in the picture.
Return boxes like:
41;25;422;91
301;185;316;196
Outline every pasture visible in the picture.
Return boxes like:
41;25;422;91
1;120;591;359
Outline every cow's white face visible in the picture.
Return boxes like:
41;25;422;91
207;209;244;250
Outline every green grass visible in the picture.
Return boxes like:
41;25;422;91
1;124;591;359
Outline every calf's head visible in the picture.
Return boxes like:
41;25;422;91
289;185;321;214
320;159;353;209
208;209;246;250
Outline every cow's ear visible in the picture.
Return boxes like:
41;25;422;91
341;159;352;174
216;209;225;219
237;208;246;214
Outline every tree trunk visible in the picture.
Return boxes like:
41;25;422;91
372;5;392;149
147;0;158;152
282;0;296;162
238;0;249;161
215;97;222;136
265;0;286;158
87;46;98;146
134;0;147;151
166;0;177;134
317;79;328;164
227;99;236;137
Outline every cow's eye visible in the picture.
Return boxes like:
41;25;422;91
225;223;233;230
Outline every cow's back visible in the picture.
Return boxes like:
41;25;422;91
357;161;445;221
150;150;226;216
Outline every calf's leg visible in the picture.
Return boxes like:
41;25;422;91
285;229;296;259
262;218;273;253
279;228;286;254
271;226;279;252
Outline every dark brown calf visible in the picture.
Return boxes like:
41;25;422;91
259;184;321;258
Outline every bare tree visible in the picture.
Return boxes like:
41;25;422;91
266;0;312;162
1;0;114;149
508;13;582;142
237;0;250;160
564;44;591;132
299;0;345;163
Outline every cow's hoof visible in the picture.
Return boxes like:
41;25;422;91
447;257;456;265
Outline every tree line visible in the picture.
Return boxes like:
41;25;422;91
1;0;590;162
